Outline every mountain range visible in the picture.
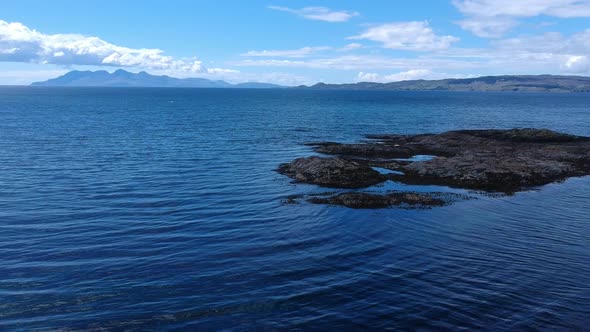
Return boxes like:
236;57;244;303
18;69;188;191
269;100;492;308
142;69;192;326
31;69;283;89
32;71;590;92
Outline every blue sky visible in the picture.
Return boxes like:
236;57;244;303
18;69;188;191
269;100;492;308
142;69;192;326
1;0;590;85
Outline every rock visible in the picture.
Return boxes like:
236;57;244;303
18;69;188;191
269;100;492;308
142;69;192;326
277;156;386;188
281;194;303;205
308;192;446;209
401;154;575;192
312;143;417;158
453;128;589;143
279;128;590;208
302;128;590;193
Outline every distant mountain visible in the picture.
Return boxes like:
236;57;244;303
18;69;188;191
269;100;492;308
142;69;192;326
31;69;284;89
34;72;590;92
304;75;590;93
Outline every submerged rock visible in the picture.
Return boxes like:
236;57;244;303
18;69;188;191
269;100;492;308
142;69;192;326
277;156;386;188
308;192;446;209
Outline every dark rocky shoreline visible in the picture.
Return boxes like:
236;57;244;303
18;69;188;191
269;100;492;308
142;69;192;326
278;129;590;208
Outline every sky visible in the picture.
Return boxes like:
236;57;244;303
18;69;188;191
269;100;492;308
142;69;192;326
1;0;590;85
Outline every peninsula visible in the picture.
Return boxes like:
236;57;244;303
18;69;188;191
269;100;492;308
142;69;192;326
304;75;590;93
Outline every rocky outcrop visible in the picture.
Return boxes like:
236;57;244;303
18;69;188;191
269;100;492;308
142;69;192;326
301;129;590;193
278;129;590;208
451;128;587;143
277;156;386;188
304;75;590;93
399;153;576;192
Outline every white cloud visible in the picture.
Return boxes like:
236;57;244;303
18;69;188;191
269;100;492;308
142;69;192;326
241;44;364;58
379;69;435;82
268;6;359;22
564;55;590;72
356;72;381;82
0;20;233;74
233;55;480;71
457;17;518;38
454;0;590;37
339;43;363;51
487;30;590;73
454;0;590;18
357;69;472;82
241;46;331;58
493;30;590;54
206;68;240;74
234;26;590;77
349;21;459;51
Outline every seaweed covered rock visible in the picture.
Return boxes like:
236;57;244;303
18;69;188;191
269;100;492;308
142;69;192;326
401;154;576;192
305;128;590;193
279;128;590;208
278;156;386;188
308;192;446;209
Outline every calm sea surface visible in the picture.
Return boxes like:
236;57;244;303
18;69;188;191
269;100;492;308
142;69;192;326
1;87;589;331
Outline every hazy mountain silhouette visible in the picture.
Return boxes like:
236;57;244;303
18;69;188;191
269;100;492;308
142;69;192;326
32;69;284;88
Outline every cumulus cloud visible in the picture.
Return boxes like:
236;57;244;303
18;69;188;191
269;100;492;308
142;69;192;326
241;46;331;58
454;0;590;37
564;55;590;72
357;69;472;82
356;72;381;82
349;21;459;51
268;6;359;22
0;19;232;74
374;69;435;82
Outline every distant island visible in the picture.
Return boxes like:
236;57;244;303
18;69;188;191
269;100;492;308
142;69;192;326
303;75;590;93
31;69;283;89
32;70;590;92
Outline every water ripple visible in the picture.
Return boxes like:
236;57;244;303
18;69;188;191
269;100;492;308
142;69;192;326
0;87;589;330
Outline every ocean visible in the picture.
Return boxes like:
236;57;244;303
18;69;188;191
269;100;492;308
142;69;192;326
1;87;589;330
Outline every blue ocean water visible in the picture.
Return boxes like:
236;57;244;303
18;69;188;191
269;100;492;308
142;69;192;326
0;87;589;331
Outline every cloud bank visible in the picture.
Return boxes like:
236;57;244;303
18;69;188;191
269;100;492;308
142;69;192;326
454;0;590;37
454;0;590;18
0;20;228;74
350;21;459;51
